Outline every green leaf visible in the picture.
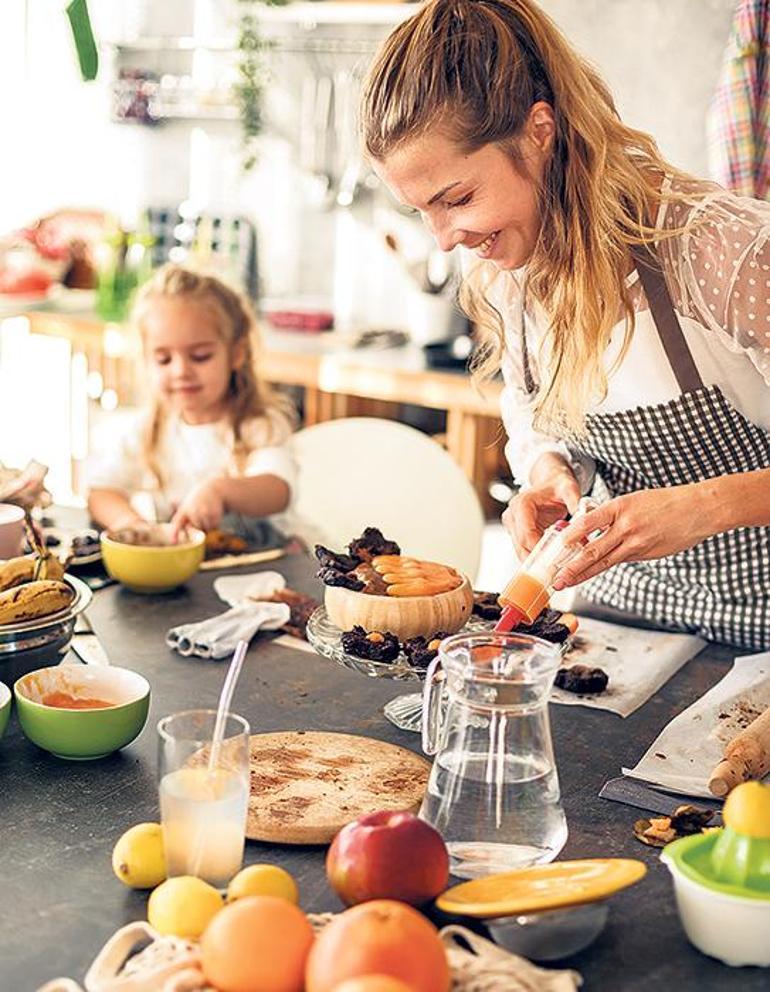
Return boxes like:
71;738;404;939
66;0;98;81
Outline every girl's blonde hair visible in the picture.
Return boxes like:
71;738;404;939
131;264;295;489
361;0;693;434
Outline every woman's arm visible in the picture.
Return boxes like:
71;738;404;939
88;488;146;530
553;467;770;589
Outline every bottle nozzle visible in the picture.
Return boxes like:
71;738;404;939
494;605;526;633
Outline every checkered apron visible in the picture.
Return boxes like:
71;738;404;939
521;248;770;650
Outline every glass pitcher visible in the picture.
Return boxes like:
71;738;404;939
420;631;567;878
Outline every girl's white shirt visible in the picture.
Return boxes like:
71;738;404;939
476;177;770;490
85;408;297;523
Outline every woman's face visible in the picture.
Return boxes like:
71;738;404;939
374;126;548;271
143;297;238;424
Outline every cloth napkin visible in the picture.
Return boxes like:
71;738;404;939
165;601;290;659
213;570;286;607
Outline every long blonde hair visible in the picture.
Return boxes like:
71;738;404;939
361;0;694;433
131;264;295;489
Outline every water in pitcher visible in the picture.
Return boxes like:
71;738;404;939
421;748;568;878
160;766;248;887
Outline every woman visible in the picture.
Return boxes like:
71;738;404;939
361;0;770;650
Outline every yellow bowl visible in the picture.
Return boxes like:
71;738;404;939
101;524;205;594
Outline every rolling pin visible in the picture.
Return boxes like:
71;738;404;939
708;706;770;797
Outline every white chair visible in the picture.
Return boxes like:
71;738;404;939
288;418;485;582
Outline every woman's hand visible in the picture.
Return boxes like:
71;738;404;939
502;455;581;559
553;484;712;589
171;479;225;537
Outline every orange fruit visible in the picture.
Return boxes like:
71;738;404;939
201;895;314;992
305;900;450;992
332;978;415;992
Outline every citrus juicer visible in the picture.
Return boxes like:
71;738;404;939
661;780;770;967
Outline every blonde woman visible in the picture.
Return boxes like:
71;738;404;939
362;0;770;650
87;265;296;543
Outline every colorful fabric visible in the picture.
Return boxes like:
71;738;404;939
707;0;770;199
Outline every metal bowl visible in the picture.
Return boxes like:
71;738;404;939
0;575;92;682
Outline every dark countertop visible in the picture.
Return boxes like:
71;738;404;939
0;555;765;990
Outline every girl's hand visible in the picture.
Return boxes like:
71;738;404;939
553;485;712;589
502;464;581;559
171;479;225;538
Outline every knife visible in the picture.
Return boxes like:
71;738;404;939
70;612;110;666
599;775;723;821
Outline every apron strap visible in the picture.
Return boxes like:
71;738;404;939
630;244;704;394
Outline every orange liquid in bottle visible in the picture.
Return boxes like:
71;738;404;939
499;572;550;624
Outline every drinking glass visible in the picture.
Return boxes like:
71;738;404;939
157;709;250;888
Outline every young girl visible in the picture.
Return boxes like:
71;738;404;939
362;0;770;650
87;265;297;545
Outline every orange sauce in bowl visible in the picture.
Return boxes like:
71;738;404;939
40;691;116;710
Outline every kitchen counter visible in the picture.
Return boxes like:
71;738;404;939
0;556;762;990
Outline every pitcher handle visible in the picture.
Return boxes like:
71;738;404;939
421;656;445;755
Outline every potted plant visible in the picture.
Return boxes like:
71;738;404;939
235;0;287;171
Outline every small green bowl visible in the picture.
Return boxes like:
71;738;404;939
14;665;150;760
0;681;10;739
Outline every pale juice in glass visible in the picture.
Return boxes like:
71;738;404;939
160;766;248;887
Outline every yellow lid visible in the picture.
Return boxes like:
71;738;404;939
436;859;647;918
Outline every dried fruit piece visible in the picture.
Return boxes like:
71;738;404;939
555;664;609;694
318;567;365;591
348;527;400;562
472;591;502;621
633;804;715;848
403;633;446;669
315;545;361;573
341;625;400;662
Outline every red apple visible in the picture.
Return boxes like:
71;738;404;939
326;810;449;907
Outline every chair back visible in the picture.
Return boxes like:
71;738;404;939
289;418;484;581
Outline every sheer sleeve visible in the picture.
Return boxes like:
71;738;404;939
488;270;595;491
659;182;770;386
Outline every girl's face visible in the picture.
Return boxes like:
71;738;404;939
143;297;241;424
374;121;550;272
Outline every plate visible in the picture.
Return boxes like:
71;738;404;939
306;605;492;681
436;858;647;918
42;527;102;569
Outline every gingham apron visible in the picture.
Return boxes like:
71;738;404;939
520;247;770;651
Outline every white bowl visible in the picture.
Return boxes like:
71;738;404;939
662;845;770;967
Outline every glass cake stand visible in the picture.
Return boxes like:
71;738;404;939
306;606;491;733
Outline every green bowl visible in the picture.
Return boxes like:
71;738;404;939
0;681;10;739
14;664;150;760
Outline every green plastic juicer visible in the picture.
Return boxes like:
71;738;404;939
709;780;770;891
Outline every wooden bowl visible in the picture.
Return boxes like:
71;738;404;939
325;574;473;641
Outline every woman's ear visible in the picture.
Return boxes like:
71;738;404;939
526;101;556;155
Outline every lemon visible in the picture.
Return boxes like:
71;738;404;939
723;781;770;839
148;876;224;938
226;864;299;904
112;823;167;889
